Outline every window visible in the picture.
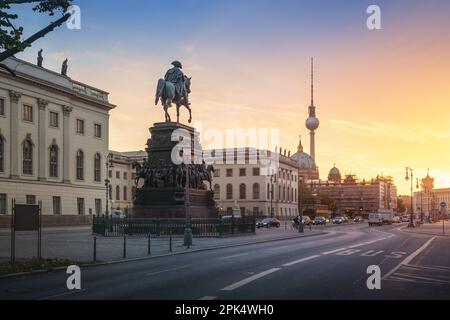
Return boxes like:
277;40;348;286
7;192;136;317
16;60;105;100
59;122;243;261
95;199;102;216
123;186;127;201
253;168;260;176
213;184;220;200
109;170;112;178
53;196;61;215
23;139;33;175
132;187;136;199
239;168;246;177
76;150;84;180
239;183;246;200
94;153;101;182
253;183;260;200
26;195;36;205
49;145;58;178
213;169;220;178
77;198;85;215
123;172;128;180
116;171;120;179
0;194;6;214
226;184;233;200
50;112;59;128
0;137;4;172
116;185;120;200
23;105;33;122
132;173;136;180
253;207;259;215
0;98;4;116
226;169;233;177
76;119;85;134
94;123;102;138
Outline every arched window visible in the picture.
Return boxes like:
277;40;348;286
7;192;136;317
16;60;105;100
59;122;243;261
253;183;260;200
49;144;58;178
0;136;4;173
94;153;101;182
239;183;246;200
226;184;233;200
213;184;220;200
116;185;120;200
23;139;33;175
267;184;270;200
123;186;127;201
76;150;84;180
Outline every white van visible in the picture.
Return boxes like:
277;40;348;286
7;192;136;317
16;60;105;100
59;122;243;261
368;213;383;226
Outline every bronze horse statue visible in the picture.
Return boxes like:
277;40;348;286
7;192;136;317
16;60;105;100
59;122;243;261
155;75;192;123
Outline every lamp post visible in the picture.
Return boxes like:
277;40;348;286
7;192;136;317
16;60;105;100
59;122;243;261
104;153;114;216
298;178;304;233
405;167;415;228
183;163;193;247
416;178;423;223
270;171;276;218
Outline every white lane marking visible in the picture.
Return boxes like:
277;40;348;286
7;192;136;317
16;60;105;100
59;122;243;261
198;296;217;300
145;265;190;276
383;236;436;280
221;268;281;291
218;253;249;260
37;289;86;300
393;273;450;284
282;255;320;267
348;243;367;248
322;248;348;255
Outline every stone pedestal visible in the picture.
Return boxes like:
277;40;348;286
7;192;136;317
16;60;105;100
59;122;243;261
131;122;218;219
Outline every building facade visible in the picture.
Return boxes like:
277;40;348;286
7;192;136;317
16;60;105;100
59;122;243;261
210;148;299;218
0;57;115;225
414;187;450;221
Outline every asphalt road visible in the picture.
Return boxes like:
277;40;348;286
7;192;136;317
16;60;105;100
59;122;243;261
1;223;449;300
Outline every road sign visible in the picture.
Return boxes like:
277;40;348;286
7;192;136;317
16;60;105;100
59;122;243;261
441;202;446;208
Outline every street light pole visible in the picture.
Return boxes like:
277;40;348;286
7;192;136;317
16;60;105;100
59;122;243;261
270;173;274;218
298;178;304;233
405;167;415;228
104;153;113;217
183;163;193;247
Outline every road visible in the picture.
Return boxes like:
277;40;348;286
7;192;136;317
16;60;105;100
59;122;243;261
1;223;449;300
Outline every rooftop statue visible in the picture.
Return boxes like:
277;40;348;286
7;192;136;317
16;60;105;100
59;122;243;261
155;61;192;123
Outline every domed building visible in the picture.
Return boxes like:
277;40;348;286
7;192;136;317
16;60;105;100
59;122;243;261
328;164;341;183
291;136;319;180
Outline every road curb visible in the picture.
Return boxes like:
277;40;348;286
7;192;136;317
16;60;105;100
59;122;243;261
0;231;328;279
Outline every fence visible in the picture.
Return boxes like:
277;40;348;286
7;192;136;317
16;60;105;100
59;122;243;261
92;216;256;238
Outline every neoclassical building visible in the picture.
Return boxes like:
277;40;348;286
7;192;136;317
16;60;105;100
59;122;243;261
0;56;115;225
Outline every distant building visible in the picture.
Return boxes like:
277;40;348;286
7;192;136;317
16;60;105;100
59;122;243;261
413;171;450;221
209;148;299;218
0;57;115;225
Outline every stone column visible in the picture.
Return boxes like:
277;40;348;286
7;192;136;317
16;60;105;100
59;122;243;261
38;99;48;181
9;90;21;178
62;105;73;183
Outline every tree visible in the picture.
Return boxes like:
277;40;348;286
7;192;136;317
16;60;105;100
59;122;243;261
0;0;73;74
397;197;406;214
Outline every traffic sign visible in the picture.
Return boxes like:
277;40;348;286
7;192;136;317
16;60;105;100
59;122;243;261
441;202;446;208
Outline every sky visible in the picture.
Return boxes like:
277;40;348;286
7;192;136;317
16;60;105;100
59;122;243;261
11;0;450;195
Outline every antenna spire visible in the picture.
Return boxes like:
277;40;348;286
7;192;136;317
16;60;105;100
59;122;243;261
311;56;314;106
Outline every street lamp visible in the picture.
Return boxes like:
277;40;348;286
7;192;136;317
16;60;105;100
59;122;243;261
416;178;423;223
298;178;304;233
405;167;415;228
104;153;114;217
183;163;193;247
270;170;276;218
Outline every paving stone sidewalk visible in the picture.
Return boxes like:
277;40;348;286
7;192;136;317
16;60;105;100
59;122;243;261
400;220;450;237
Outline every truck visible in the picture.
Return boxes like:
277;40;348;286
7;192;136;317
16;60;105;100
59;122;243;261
368;213;383;226
378;209;394;225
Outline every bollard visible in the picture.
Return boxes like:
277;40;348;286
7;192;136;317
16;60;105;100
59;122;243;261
123;235;127;259
93;236;97;262
169;234;173;252
148;233;151;255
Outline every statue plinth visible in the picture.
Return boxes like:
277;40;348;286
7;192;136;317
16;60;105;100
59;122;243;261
131;122;218;219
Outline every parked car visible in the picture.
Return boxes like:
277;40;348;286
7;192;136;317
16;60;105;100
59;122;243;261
353;216;363;223
401;215;410;222
342;216;350;223
314;216;327;225
333;217;343;224
111;209;126;219
392;216;401;223
256;218;281;229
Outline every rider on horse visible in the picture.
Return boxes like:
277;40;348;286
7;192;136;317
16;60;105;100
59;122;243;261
164;61;189;106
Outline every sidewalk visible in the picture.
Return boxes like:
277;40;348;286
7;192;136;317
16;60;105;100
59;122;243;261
0;225;327;263
400;220;450;237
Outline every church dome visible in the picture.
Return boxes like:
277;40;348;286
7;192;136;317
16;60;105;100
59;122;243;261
328;164;341;183
291;136;316;170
